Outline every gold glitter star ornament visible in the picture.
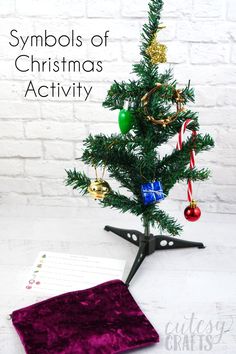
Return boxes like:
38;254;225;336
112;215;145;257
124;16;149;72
146;29;167;64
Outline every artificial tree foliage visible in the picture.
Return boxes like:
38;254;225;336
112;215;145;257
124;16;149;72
66;0;214;236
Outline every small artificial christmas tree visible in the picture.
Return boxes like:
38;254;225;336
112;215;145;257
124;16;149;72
66;0;214;285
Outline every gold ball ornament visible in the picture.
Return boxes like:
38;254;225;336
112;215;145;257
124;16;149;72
88;178;111;200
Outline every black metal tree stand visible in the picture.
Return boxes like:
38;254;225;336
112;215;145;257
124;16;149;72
104;221;205;286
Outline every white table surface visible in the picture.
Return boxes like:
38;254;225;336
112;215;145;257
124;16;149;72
0;207;236;353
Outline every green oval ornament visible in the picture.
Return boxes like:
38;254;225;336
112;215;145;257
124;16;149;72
118;109;133;134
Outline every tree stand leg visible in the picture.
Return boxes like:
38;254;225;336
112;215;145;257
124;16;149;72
104;225;141;246
125;240;146;286
104;225;205;286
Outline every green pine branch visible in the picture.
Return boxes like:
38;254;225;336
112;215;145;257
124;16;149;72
65;169;90;195
133;0;164;84
102;191;182;236
157;134;214;174
101;191;142;214
103;80;143;111
81;134;139;172
143;206;182;235
156;134;214;193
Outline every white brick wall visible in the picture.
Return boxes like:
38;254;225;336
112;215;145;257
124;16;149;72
0;0;235;214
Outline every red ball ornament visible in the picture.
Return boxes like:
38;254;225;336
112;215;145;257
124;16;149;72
184;201;201;222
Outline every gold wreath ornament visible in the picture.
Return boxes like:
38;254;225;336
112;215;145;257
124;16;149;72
141;83;185;127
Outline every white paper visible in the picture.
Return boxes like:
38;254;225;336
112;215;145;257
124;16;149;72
25;251;126;296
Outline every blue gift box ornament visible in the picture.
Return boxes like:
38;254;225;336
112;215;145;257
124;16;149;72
141;181;165;205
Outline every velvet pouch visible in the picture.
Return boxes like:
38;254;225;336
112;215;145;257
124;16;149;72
12;279;159;353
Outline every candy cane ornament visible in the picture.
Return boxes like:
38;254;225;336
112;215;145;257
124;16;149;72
176;119;201;222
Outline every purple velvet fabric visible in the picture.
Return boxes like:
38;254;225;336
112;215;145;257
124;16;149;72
12;279;159;353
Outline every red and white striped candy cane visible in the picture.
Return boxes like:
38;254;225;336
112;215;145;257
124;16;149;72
176;119;197;202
